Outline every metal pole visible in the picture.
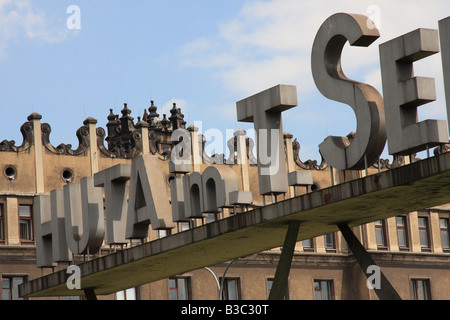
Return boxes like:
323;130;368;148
204;259;236;300
219;260;235;300
203;267;220;298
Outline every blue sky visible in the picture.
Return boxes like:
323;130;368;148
1;0;450;162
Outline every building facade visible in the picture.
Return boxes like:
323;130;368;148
1;103;450;300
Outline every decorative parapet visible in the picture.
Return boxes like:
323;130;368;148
292;138;328;171
0;104;430;171
0;120;33;153
41;121;90;156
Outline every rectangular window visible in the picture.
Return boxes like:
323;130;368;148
19;205;33;242
116;287;137;300
169;277;191;300
324;233;335;251
2;276;26;300
313;280;333;300
180;222;191;232
221;278;241;300
0;204;4;242
440;218;450;251
204;213;217;224
396;216;409;250
418;217;430;251
302;238;314;252
157;229;170;239
411;279;431;300
375;220;387;248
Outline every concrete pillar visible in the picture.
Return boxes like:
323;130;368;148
84;117;99;175
386;217;399;252
5;196;19;245
284;132;296;198
315;234;326;253
28;113;45;194
188;125;201;172
430;211;443;253
136;119;150;155
364;222;378;251
409;212;421;252
235;129;250;192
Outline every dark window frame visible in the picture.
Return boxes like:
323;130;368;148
411;278;432;300
313;279;334;300
396;216;409;250
439;217;450;252
418;216;431;252
19;204;33;243
375;220;388;249
169;277;191;300
220;277;241;300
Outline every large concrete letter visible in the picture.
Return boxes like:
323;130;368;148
182;171;204;219
311;13;386;170
236;84;297;195
439;16;450;135
170;177;186;222
50;189;71;262
94;164;131;245
379;28;448;155
202;166;239;213
64;177;105;255
126;154;174;239
34;195;53;268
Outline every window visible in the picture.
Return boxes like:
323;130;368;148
375;220;387;249
2;276;26;300
169;277;191;300
324;233;335;251
302;238;314;252
396;216;409;250
440;218;450;252
0;204;4;242
60;296;81;300
313;280;333;300
116;287;137;300
221;278;241;300
411;279;431;300
157;229;170;239
204;213;217;224
418;217;430;251
267;278;289;300
19;205;33;242
180;222;190;232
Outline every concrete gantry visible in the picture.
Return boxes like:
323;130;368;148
19;151;450;299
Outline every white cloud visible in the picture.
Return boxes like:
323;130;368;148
0;0;68;57
179;0;450;160
180;0;450;97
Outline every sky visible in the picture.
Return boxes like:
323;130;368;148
0;0;450;163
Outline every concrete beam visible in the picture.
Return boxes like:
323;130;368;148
338;223;401;300
20;151;450;298
268;221;300;300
